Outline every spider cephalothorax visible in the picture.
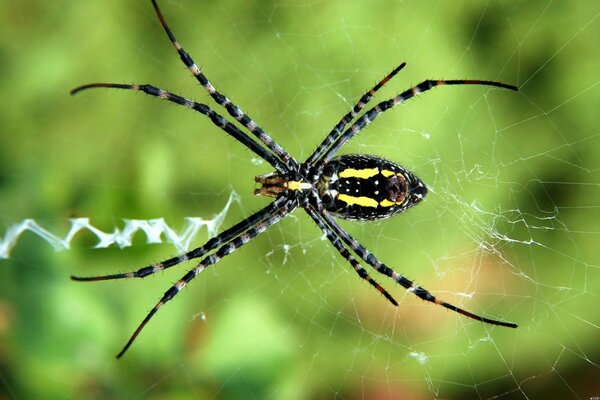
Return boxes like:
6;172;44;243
71;0;518;359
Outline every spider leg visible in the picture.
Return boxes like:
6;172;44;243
71;197;289;282
114;198;297;358
70;83;286;173
318;78;518;164
319;210;518;328
305;63;406;167
150;0;299;171
304;206;397;306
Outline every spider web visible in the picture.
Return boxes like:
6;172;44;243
0;0;599;399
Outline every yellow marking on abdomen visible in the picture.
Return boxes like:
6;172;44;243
337;194;378;208
379;199;396;207
339;167;379;179
380;170;396;177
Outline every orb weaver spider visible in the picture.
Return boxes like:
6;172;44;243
71;0;518;358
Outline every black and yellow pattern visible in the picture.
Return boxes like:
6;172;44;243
319;154;427;220
71;0;518;358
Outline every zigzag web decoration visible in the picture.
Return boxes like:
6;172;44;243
0;192;241;259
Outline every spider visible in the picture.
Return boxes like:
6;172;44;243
71;0;518;359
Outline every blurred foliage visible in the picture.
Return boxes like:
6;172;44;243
1;1;599;399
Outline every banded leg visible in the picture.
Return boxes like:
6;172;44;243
70;83;287;173
150;0;299;171
319;79;518;164
71;197;289;282
319;210;518;328
305;63;406;167
303;206;397;306
115;198;297;358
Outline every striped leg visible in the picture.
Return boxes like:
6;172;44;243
150;0;298;171
115;198;297;358
319;79;518;164
304;206;397;306
305;63;406;167
318;210;518;328
71;197;289;282
70;83;287;173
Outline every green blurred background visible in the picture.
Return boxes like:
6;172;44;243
1;1;598;399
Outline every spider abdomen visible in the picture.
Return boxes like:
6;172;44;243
318;154;427;220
